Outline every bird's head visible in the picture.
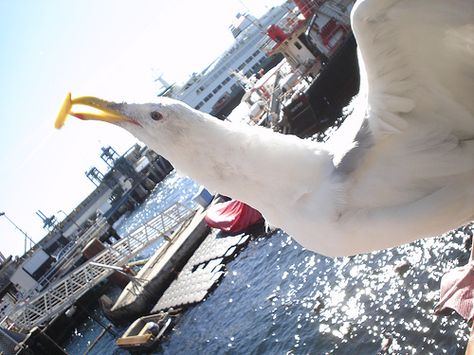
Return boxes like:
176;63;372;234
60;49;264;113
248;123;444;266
55;93;202;152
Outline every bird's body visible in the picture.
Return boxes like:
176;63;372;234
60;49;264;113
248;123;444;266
57;0;474;257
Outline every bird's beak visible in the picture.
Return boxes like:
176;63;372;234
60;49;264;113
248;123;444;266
55;93;127;129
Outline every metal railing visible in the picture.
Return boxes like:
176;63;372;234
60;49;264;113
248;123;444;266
35;218;110;290
7;202;195;331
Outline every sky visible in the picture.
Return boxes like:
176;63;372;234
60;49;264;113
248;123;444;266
0;0;285;257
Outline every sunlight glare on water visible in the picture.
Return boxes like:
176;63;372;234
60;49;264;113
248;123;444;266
64;172;471;354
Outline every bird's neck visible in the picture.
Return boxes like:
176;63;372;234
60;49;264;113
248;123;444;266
153;111;333;213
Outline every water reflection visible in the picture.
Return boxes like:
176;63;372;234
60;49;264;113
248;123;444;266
63;172;470;354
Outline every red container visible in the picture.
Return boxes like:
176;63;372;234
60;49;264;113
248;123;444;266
294;0;314;19
267;24;288;43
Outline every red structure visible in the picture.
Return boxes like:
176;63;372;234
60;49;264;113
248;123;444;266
267;24;289;44
205;200;263;234
320;19;348;48
293;0;315;19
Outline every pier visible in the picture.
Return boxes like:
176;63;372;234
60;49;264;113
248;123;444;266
103;203;212;321
7;202;194;331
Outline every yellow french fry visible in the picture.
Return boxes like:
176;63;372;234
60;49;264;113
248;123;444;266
55;92;72;129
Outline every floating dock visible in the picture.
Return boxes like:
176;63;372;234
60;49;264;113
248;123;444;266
104;205;211;322
103;198;256;322
152;231;250;312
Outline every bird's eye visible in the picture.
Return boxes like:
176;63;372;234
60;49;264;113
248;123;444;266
150;111;163;121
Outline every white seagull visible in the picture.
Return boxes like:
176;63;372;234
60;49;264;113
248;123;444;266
55;0;474;257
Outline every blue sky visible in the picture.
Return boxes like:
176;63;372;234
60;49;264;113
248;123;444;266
0;0;283;257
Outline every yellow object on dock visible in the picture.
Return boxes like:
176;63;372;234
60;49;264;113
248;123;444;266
116;334;153;347
127;259;150;268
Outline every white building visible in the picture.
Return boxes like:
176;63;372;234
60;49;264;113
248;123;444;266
167;6;289;116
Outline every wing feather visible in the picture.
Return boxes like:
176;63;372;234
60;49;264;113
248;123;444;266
351;0;474;139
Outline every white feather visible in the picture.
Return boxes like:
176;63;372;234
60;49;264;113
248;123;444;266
91;0;474;257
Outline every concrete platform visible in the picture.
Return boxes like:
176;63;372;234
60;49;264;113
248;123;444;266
104;206;210;322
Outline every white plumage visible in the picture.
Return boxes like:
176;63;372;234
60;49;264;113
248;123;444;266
60;0;474;257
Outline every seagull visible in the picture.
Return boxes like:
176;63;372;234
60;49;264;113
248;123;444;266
55;0;474;257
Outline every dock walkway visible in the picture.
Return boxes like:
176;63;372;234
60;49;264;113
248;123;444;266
8;202;194;331
105;204;212;320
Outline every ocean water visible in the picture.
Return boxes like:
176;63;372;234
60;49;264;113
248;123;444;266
63;172;471;354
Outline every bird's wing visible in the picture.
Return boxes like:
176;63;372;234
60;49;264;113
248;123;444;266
351;0;474;139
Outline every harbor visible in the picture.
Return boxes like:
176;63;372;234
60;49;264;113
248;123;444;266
1;0;474;354
4;172;469;354
2;116;473;352
62;175;474;354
